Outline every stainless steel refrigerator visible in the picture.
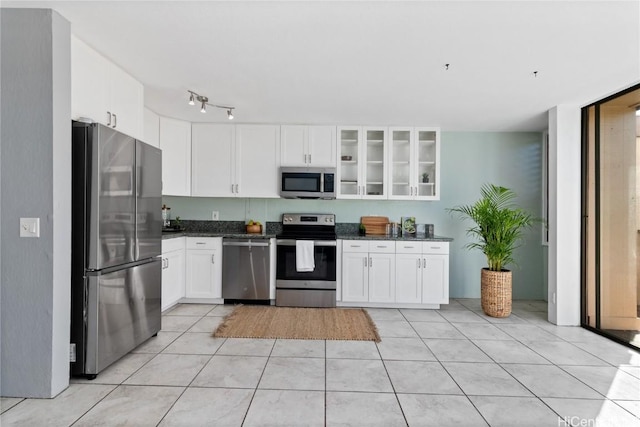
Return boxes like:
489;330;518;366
70;121;162;379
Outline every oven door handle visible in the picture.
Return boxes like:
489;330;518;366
276;239;337;247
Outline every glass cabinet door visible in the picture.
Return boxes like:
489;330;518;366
338;128;360;197
415;128;437;198
389;128;413;198
363;128;386;198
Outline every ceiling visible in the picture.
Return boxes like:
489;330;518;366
3;1;639;131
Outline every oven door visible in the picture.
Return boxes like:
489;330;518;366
276;239;337;288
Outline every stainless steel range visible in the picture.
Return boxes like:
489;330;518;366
275;213;337;307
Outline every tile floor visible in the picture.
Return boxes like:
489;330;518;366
2;299;640;426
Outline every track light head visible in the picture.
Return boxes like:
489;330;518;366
187;90;235;118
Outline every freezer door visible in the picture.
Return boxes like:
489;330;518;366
136;140;162;260
87;124;137;269
84;259;161;375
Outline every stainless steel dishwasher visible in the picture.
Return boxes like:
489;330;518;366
222;238;271;301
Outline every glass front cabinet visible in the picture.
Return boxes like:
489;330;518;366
388;127;440;200
337;126;439;200
337;127;388;199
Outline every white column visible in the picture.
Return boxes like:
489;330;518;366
547;105;582;325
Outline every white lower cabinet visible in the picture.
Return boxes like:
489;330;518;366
342;251;369;302
395;253;423;303
341;240;395;303
161;237;186;311
396;241;450;305
185;237;222;299
422;254;449;303
342;239;449;307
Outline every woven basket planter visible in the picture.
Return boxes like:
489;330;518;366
481;268;512;318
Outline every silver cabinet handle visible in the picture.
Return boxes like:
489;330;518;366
304;154;308;164
231;184;234;193
309;154;311;164
113;113;117;128
430;246;441;250
211;254;215;264
107;111;112;126
423;258;426;268
417;258;420;269
369;257;372;266
195;242;206;245
166;258;170;269
364;257;367;267
235;184;239;193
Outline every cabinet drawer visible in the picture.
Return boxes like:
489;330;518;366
186;237;222;250
342;240;368;253
368;241;395;253
162;236;185;253
422;242;449;254
395;242;423;254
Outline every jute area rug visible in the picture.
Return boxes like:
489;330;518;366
213;305;381;342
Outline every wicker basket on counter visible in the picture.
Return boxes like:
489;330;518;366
246;224;262;234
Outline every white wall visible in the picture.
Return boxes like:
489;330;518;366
547;105;581;326
0;8;71;398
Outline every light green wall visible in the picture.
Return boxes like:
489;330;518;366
164;131;545;299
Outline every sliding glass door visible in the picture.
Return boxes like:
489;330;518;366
582;84;640;349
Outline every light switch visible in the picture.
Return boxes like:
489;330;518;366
20;218;40;238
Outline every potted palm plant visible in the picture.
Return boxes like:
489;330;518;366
448;184;536;317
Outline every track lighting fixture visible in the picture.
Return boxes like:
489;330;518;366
187;90;236;119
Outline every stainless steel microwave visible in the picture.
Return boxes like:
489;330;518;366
279;167;336;199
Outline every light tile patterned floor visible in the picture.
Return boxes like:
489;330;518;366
2;299;640;426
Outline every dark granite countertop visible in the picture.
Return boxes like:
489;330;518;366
163;231;451;242
337;233;453;242
160;220;452;242
162;232;274;240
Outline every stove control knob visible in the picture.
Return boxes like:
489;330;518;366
325;217;331;223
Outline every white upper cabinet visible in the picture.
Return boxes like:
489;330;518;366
281;125;336;167
337;126;387;199
388;127;440;200
236;125;281;198
191;124;235;197
71;36;143;140
143;108;160;148
191;124;280;198
160;117;191;196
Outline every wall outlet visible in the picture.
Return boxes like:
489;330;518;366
211;211;219;220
